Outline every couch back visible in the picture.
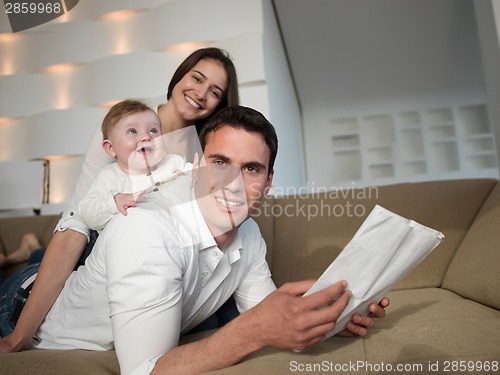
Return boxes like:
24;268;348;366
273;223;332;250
442;182;500;310
254;179;497;291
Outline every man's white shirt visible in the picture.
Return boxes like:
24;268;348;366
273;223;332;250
34;176;276;375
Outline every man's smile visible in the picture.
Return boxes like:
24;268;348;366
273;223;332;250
215;197;243;209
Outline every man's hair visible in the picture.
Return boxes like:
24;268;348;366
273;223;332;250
198;106;278;175
101;99;155;140
167;47;240;133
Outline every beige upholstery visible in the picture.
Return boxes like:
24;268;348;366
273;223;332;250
1;179;499;374
268;179;495;289
442;182;500;310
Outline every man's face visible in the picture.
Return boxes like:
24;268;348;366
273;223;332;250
194;125;273;238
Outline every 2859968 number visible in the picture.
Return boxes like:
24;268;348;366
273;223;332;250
5;2;62;14
443;360;499;372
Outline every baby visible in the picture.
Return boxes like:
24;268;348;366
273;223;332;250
78;99;191;231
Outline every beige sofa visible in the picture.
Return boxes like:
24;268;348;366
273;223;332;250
1;178;499;375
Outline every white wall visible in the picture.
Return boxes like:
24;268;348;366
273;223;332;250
261;0;305;193
475;0;500;162
286;0;495;188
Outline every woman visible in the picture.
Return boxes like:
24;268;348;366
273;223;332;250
0;47;239;352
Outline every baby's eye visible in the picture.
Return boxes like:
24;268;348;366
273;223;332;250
150;128;159;134
127;128;137;135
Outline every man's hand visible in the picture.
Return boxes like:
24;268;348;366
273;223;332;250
151;282;386;374
246;279;351;351
338;297;390;337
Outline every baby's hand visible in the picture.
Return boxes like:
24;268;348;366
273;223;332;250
114;192;145;215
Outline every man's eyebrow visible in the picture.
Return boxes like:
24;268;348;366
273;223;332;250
207;153;230;163
193;70;225;93
243;161;267;172
207;154;267;171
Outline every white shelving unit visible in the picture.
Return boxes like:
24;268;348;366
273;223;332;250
398;111;427;177
330;118;362;181
330;103;498;186
458;104;498;171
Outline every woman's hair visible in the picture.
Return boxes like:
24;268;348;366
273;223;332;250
199;106;278;176
167;47;240;133
101;99;155;140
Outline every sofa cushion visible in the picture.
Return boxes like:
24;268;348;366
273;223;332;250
443;181;500;310
0;349;119;375
3;288;498;375
269;179;496;289
365;288;500;367
202;288;500;374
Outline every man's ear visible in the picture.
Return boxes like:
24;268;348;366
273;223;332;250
102;139;116;158
264;170;274;196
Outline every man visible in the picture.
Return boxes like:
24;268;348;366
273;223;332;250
33;106;388;374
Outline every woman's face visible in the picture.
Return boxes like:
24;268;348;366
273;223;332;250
171;58;228;123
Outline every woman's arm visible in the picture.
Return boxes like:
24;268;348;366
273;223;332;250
0;127;113;352
0;230;86;351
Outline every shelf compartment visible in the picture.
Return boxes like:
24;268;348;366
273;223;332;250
401;160;427;176
464;137;495;153
331;134;360;149
464;154;497;170
332;150;362;181
368;164;394;179
331;118;359;137
429;142;459;172
362;114;395;147
428;125;455;141
398;111;421;127
366;146;393;163
427;108;453;125
400;129;424;159
459;104;490;135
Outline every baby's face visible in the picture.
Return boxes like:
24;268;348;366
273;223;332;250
107;110;165;174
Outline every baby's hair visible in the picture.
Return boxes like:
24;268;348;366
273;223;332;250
102;99;155;140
